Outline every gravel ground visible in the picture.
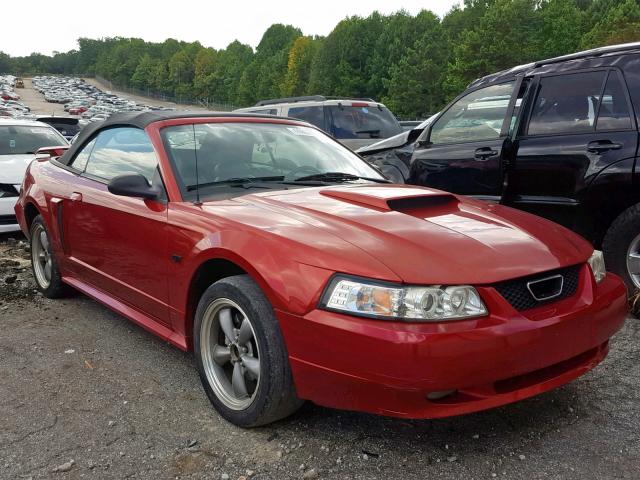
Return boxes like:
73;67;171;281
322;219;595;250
1;232;639;480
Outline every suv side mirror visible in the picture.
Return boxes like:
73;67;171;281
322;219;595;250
108;173;160;200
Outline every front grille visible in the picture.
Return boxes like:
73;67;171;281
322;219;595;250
493;264;582;311
0;214;17;225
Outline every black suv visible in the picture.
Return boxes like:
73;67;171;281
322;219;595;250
359;43;640;291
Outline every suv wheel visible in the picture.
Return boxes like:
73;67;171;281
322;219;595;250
603;203;640;292
194;274;303;427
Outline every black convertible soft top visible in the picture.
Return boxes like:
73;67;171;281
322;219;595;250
57;110;297;166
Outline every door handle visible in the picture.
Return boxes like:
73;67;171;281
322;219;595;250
587;140;622;154
70;192;82;202
474;147;498;161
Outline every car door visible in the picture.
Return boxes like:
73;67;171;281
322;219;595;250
408;80;522;200
63;127;170;325
506;69;639;232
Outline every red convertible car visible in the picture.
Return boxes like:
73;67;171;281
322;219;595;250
15;112;627;427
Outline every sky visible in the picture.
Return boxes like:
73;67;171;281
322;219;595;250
2;0;461;57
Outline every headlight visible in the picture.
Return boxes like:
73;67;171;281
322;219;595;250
320;275;488;321
588;250;606;283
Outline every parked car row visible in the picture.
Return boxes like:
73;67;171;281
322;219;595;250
0;75;32;119
33;75;174;124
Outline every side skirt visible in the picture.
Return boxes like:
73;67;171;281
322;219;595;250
62;275;188;351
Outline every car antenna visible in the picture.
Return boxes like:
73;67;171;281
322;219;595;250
191;124;202;206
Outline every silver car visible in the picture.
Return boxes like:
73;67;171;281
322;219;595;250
235;95;402;151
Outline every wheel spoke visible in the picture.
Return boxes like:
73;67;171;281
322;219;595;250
40;231;50;252
232;363;248;398
242;355;260;379
219;308;236;343
44;260;52;280
212;345;231;366
237;318;253;345
38;251;46;261
628;252;640;275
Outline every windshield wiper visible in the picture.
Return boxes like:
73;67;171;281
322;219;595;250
186;176;285;191
292;172;390;184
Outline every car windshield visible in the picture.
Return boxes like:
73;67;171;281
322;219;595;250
0;125;67;155
161;122;385;200
328;105;402;139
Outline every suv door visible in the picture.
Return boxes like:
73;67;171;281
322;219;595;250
63;127;170;325
409;80;520;199
507;69;638;237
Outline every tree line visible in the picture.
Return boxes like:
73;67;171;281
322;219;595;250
1;0;640;117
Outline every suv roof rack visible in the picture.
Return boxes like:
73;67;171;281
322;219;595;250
470;42;640;88
534;41;640;68
255;95;377;106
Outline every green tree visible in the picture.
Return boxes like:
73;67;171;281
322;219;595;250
131;54;157;90
443;0;541;98
238;24;301;104
383;11;448;117
582;0;640;47
282;36;322;96
536;0;587;58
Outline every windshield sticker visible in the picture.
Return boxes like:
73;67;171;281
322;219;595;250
287;127;314;136
361;107;369;114
9;140;15;148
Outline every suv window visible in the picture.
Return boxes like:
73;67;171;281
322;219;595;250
527;71;607;136
430;82;515;145
328;105;401;140
84;127;159;184
597;71;633;131
287;106;325;129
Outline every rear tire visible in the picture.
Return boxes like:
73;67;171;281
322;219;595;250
602;203;640;293
30;215;69;298
194;274;303;427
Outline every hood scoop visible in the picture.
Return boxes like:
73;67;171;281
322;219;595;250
320;186;458;212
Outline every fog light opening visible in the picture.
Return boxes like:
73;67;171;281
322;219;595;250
427;390;457;401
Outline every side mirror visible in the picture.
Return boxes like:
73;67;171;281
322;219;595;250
108;173;160;200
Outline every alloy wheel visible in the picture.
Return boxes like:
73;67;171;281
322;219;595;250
200;298;261;410
627;233;640;289
31;224;52;289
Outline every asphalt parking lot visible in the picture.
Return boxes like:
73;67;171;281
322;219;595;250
1;232;639;480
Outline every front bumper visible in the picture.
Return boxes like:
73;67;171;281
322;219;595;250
277;266;627;419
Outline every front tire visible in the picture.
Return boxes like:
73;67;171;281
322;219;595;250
194;275;302;427
603;203;640;292
30;215;68;298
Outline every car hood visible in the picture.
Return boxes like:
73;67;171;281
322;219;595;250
339;138;392;151
357;113;439;155
0;154;34;184
355;129;412;155
238;184;592;285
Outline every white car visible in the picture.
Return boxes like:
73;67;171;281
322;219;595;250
0;119;68;233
